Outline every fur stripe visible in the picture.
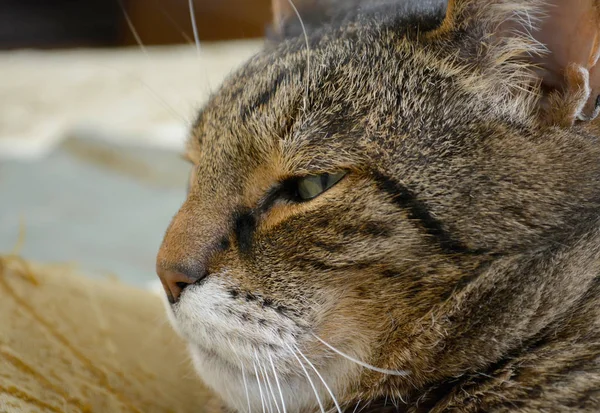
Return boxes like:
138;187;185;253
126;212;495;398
371;170;480;255
239;70;289;121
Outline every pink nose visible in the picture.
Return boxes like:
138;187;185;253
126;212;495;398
157;267;206;304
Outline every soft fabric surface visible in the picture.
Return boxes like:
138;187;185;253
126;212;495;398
0;40;263;160
0;255;216;412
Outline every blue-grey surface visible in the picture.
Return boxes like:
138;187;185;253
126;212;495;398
0;137;189;286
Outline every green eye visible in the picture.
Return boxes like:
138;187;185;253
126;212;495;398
296;172;346;201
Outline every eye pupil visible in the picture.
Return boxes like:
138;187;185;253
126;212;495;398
296;172;345;201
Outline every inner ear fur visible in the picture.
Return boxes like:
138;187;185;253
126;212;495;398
437;0;600;127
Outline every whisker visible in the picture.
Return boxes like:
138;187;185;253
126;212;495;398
90;49;189;123
133;76;189;123
188;0;202;56
117;0;148;56
86;60;191;124
153;0;195;44
253;359;267;413
262;358;281;413
286;343;325;413
241;363;253;413
352;401;361;413
117;0;203;124
226;338;252;413
294;345;342;413
254;353;274;413
286;0;311;111
313;334;410;376
258;357;280;413
268;351;288;413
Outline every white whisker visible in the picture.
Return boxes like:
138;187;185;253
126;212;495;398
188;0;202;56
286;0;311;110
241;363;253;413
227;338;252;413
352;401;361;413
294;345;342;413
97;1;190;125
313;334;410;376
260;358;280;413
253;359;267;413
255;355;275;413
117;0;147;56
268;351;288;413
90;62;188;123
255;351;274;413
286;343;325;413
153;0;195;44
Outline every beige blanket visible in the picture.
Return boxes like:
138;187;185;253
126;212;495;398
0;256;217;412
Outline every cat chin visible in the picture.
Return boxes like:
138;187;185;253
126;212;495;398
164;278;354;411
188;344;334;413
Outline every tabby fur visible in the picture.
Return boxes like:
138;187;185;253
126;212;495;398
156;0;600;411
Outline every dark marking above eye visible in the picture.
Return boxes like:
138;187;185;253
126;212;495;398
235;213;256;254
239;70;287;122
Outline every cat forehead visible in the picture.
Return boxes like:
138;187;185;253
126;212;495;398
186;22;488;173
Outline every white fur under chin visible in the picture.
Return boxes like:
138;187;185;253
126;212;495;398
163;277;355;412
189;346;325;412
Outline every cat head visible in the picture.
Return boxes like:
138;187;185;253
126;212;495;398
156;1;600;411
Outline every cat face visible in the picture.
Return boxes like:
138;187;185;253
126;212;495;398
156;1;600;411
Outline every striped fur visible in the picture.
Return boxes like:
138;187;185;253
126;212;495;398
157;1;600;411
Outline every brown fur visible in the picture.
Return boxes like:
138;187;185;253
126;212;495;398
157;1;600;411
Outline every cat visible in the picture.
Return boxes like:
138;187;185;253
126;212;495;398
156;0;600;411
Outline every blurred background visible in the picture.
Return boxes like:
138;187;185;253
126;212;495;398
0;0;271;286
0;0;272;48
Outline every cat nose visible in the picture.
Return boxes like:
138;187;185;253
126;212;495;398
157;266;207;304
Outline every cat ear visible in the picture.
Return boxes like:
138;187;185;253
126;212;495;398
437;0;600;126
270;0;320;38
272;0;301;32
270;0;362;39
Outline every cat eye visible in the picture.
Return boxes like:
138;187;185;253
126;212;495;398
296;172;346;201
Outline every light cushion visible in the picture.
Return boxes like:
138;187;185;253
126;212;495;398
0;255;217;412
